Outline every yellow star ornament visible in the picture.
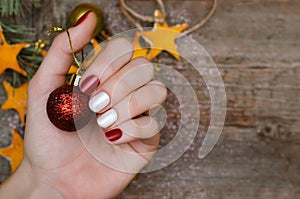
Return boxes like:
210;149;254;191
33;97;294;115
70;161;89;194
0;26;30;76
140;10;188;60
1;81;28;125
0;129;24;172
132;32;148;59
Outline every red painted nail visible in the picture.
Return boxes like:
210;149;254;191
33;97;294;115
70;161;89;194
80;75;100;95
105;129;122;142
74;11;91;26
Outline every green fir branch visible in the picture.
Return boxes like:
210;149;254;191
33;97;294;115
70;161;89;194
18;45;44;80
0;20;35;49
29;0;41;8
0;0;40;16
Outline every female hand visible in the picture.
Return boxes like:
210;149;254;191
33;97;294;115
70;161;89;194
0;12;166;199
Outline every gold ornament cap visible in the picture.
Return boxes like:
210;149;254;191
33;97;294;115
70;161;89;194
69;3;104;37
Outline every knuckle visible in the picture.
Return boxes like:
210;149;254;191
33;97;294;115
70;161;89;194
133;57;154;73
108;37;134;57
133;61;154;80
115;37;134;50
132;56;150;65
131;58;154;83
143;63;154;82
133;117;159;139
130;121;140;138
150;81;167;103
128;92;141;116
116;74;131;94
103;60;119;77
52;33;67;52
109;60;119;73
149;117;160;134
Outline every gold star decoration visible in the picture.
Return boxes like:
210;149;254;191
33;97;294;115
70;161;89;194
132;32;148;59
34;39;48;57
139;10;188;60
1;81;28;125
0;26;30;76
0;129;24;172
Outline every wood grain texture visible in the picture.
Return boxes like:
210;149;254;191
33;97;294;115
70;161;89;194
0;0;299;198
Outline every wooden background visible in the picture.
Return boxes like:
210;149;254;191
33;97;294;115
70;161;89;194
1;0;300;198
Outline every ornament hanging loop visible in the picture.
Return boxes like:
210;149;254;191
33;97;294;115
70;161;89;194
120;0;166;23
47;26;84;86
47;26;65;36
120;0;218;36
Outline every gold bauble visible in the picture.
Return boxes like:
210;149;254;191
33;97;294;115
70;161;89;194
69;3;104;37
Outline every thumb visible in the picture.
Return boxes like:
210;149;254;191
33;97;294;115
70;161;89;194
30;12;97;96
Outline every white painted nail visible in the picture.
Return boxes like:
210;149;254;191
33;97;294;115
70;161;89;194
97;109;118;128
89;91;110;112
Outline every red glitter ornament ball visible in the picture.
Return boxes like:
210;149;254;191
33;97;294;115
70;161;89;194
46;85;92;132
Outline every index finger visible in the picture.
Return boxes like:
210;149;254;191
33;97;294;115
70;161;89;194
80;37;134;90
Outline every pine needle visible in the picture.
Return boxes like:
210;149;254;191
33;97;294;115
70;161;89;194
0;0;40;16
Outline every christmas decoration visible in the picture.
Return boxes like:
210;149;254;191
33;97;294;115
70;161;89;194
69;3;104;38
0;0;43;175
46;85;92;132
140;10;188;60
0;2;106;176
0;0;218;175
34;39;48;57
0;26;30;76
120;0;217;61
132;32;148;59
0;129;23;172
45;3;107;132
1;81;28;125
46;26;94;132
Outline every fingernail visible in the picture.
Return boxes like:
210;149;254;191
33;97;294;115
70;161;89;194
89;91;110;112
74;11;91;26
97;109;118;128
105;129;122;142
80;75;100;95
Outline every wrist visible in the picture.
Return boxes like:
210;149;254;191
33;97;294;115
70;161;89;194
0;158;64;199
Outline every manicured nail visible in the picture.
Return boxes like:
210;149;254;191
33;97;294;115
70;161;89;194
105;129;122;142
74;11;91;26
97;109;118;128
80;75;100;95
89;91;110;112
